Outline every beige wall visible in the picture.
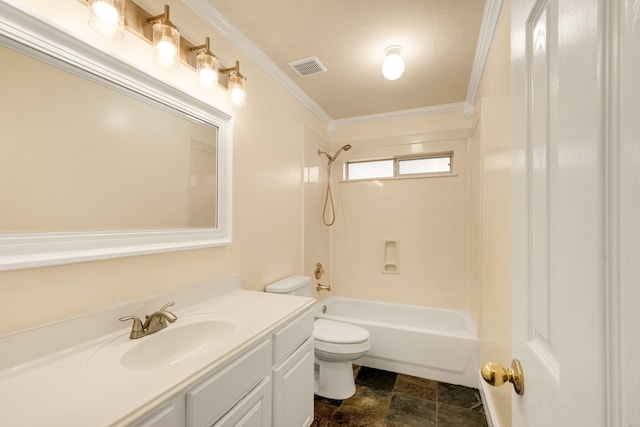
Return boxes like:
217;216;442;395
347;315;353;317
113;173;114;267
470;0;512;425
0;0;328;335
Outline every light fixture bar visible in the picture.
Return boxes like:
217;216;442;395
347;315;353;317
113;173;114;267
83;0;245;94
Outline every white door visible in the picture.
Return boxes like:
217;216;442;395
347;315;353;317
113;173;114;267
510;0;608;425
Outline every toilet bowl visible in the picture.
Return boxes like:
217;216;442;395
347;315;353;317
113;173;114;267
314;318;370;399
264;276;371;400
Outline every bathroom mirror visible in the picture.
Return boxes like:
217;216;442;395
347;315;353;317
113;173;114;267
0;3;233;271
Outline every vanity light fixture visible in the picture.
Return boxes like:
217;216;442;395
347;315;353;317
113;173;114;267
220;60;247;108
83;0;249;105
88;0;125;39
148;5;180;69
382;45;405;81
190;37;219;88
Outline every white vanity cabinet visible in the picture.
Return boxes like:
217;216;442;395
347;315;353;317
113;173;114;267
131;307;315;427
271;309;315;427
132;339;272;427
133;399;182;427
212;376;272;427
187;339;272;427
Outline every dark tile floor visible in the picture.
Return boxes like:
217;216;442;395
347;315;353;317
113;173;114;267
312;365;488;427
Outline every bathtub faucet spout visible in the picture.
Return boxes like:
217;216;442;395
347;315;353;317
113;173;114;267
316;283;332;292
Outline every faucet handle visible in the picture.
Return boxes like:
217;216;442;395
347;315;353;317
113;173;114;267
119;316;144;339
160;302;175;312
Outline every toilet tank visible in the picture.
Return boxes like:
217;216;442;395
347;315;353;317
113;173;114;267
265;275;312;297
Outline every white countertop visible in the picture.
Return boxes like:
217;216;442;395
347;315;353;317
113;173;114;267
0;276;315;426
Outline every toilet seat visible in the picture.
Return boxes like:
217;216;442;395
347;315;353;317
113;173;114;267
314;319;369;344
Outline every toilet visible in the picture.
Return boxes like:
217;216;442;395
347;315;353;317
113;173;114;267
265;276;370;400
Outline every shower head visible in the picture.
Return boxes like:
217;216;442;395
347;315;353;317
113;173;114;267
334;144;352;159
318;144;352;162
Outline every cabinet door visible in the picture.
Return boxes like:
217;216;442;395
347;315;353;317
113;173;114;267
187;339;272;427
272;337;314;427
213;376;272;427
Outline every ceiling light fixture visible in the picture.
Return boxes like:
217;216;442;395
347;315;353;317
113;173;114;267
88;0;125;39
190;37;219;88
220;61;247;108
382;45;405;81
148;5;180;69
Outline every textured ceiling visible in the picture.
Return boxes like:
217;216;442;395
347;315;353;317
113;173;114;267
207;0;486;120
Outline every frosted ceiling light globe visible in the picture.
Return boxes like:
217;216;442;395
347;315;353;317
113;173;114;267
382;46;405;81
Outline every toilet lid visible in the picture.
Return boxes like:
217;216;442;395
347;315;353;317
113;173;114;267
314;319;370;344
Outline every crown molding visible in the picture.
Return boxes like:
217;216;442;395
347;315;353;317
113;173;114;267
183;0;503;131
182;0;333;126
327;102;466;134
464;0;505;118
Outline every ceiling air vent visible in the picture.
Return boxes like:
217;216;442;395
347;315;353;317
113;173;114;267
288;56;327;77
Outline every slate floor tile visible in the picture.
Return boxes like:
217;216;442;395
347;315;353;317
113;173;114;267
393;373;438;401
437;402;489;427
313;366;488;427
387;392;437;426
355;366;397;392
437;382;484;411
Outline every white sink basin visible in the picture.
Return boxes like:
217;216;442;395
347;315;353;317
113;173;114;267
121;320;235;369
88;314;240;370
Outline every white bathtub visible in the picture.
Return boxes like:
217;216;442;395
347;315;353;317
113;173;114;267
315;296;479;388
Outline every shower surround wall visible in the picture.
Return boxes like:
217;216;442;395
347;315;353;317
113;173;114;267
326;131;473;312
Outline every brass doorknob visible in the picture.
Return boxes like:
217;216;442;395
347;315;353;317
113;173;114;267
481;359;525;395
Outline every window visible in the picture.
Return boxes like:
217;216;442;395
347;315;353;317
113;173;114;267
346;159;394;180
345;153;452;181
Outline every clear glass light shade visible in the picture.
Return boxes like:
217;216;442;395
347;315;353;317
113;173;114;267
382;47;405;80
88;0;125;39
152;23;180;69
196;52;219;88
228;73;247;108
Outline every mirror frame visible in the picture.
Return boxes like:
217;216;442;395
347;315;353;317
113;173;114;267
0;3;233;271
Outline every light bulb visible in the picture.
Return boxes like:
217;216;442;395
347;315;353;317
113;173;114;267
196;51;219;88
229;73;246;108
88;0;124;39
156;37;177;66
199;68;218;88
152;22;180;69
382;46;405;80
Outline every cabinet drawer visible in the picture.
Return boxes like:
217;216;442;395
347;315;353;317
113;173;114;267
272;308;314;363
186;339;272;427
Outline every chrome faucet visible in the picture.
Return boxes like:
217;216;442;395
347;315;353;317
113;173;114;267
119;302;177;339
